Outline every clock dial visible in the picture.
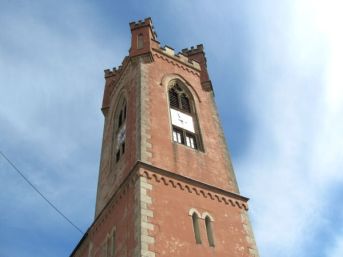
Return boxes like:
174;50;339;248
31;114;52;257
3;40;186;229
170;108;195;133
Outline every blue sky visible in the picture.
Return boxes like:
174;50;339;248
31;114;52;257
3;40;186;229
1;1;342;256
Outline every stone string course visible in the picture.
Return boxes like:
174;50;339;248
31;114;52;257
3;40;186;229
139;169;248;210
89;163;249;241
72;159;251;257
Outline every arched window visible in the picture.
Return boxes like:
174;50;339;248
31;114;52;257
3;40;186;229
168;81;201;150
87;242;93;257
115;98;127;162
205;216;215;247
110;230;116;256
192;212;202;244
106;236;111;257
103;229;116;257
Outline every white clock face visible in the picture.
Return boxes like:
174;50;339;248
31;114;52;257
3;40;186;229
170;108;195;133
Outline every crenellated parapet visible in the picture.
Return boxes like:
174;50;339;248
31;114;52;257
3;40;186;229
104;67;118;78
155;45;201;71
181;44;213;91
181;44;205;56
129;17;157;39
102;56;130;114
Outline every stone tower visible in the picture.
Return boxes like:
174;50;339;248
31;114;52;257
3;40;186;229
70;18;259;257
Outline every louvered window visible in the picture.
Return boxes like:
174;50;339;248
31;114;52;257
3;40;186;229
168;83;192;113
169;88;179;109
180;94;191;113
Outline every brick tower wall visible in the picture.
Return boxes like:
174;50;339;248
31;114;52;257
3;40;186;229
139;51;238;193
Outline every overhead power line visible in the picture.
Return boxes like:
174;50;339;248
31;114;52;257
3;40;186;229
0;150;84;234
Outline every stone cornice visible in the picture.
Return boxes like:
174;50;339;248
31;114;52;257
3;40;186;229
94;161;249;231
137;161;249;209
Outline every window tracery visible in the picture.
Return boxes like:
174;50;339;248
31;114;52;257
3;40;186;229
168;81;201;150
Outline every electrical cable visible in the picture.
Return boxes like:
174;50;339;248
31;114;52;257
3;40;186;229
0;150;84;234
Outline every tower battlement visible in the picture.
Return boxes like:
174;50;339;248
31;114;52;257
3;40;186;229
129;17;152;29
157;45;201;70
104;67;118;78
104;56;130;79
129;17;157;39
182;44;204;55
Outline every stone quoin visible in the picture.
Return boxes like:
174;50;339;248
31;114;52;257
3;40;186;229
70;17;259;257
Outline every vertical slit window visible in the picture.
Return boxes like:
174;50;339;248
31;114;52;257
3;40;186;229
192;213;202;244
121;142;125;154
106;237;111;257
116;150;120;163
205;216;215;247
137;33;144;49
111;231;116;256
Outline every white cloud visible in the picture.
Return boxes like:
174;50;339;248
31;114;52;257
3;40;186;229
328;233;343;257
236;0;343;256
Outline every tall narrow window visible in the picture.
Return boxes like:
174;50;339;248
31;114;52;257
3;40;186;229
114;98;127;162
168;81;202;150
111;230;116;256
205;216;215;247
137;33;144;49
192;213;202;244
87;242;93;257
106;237;111;257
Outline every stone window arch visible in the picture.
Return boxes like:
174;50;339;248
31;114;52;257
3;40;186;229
106;235;111;257
189;208;202;244
114;96;127;162
102;227;116;257
87;242;93;257
110;228;116;256
192;212;202;244
168;80;202;150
